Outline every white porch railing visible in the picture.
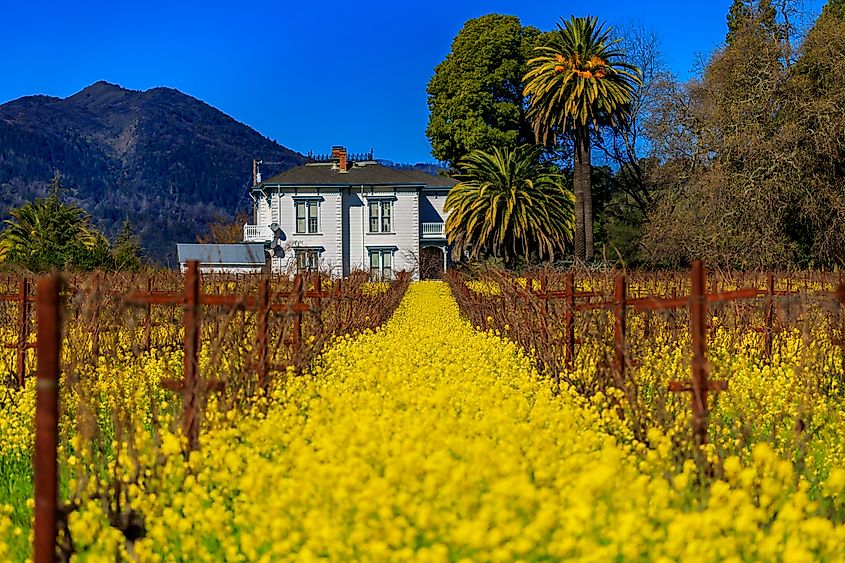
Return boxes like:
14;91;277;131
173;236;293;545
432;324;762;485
243;224;273;242
421;222;445;238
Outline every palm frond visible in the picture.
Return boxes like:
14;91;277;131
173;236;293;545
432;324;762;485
444;145;575;263
524;15;642;144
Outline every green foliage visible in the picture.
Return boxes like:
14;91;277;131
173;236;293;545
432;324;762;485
780;0;845;263
0;455;33;561
111;218;144;271
822;0;845;19
444;145;574;265
726;0;754;46
426;14;542;167
0;172;110;272
69;233;114;272
0;174;150;272
585;166;648;265
726;0;778;47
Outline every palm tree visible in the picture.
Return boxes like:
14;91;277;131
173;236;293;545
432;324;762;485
524;16;640;262
444;145;575;265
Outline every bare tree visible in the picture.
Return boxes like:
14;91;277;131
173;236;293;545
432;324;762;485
594;24;673;214
197;212;252;244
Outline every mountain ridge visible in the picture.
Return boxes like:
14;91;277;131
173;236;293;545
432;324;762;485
0;81;306;265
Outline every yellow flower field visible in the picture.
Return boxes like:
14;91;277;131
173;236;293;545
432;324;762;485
3;281;845;560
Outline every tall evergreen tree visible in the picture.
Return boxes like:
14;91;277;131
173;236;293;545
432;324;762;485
823;0;845;19
781;0;845;262
112;218;144;271
0;172;109;272
726;0;779;46
726;0;754;45
426;14;542;168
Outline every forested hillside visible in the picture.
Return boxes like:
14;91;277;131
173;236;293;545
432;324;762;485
0;81;305;264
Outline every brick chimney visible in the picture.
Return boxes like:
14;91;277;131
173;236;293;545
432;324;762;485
331;145;348;173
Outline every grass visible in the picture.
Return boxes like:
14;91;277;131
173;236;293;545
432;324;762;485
1;455;32;560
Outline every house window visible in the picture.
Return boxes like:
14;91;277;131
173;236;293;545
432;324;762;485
382;202;391;233
368;200;392;233
382;251;392;279
368;249;394;280
295;200;319;234
369;201;379;233
295;248;321;272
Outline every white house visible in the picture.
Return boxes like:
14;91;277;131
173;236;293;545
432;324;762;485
243;147;458;279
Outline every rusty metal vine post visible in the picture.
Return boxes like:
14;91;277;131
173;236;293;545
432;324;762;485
313;272;323;334
836;278;845;381
182;261;201;451
291;274;303;357
667;262;728;449
90;272;101;359
34;275;61;563
614;273;627;383
16;277;31;387
256;277;269;388
564;272;575;371
142;273;152;351
690;261;709;446
764;273;775;362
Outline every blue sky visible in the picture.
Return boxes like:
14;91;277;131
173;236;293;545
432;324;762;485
0;0;825;163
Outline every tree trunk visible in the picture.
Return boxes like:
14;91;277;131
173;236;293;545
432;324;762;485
582;129;594;262
573;174;585;262
574;127;593;262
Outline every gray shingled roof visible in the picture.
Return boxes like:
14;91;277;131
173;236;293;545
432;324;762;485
176;243;266;265
261;163;459;188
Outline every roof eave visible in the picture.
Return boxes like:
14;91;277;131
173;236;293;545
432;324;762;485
259;182;430;188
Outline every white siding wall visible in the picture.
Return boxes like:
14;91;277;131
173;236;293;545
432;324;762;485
255;196;272;236
262;188;344;275
253;184;428;278
357;188;419;278
180;263;264;274
396;190;420;276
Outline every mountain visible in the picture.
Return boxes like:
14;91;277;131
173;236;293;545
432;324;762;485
377;159;450;177
0;81;306;265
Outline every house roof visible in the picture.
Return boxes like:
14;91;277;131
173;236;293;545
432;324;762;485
176;243;266;265
260;163;459;189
